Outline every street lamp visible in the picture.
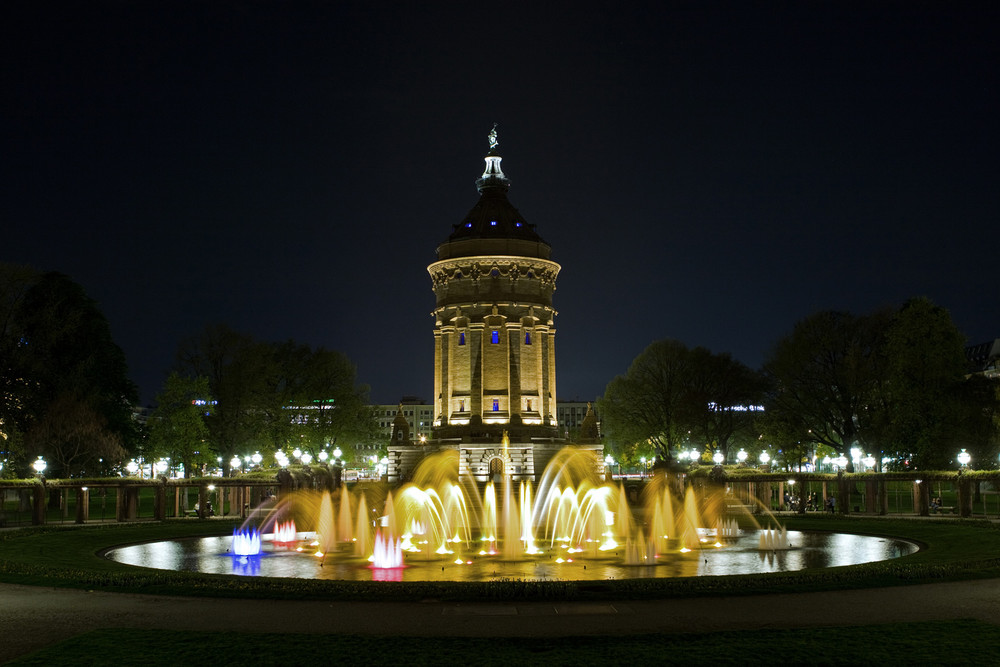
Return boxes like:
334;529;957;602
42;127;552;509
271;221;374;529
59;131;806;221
318;450;329;462
332;447;342;465
251;451;263;467
604;455;614;478
737;449;748;465
229;456;241;472
862;454;876;471
759;451;770;467
301;452;313;465
957;449;971;469
155;459;169;476
32;456;47;477
712;451;724;465
689;448;699;463
640;457;646;479
126;460;139;476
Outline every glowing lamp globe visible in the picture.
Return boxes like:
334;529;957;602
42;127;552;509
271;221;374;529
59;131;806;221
712;451;724;465
957;449;971;467
737;449;748;463
230;456;241;469
32;456;47;474
759;451;770;465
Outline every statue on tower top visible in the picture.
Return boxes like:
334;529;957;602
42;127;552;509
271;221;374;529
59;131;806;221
488;123;499;154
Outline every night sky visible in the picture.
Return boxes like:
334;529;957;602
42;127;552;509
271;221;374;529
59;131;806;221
3;2;997;406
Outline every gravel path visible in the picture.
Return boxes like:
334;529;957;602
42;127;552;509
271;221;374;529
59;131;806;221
3;578;1000;662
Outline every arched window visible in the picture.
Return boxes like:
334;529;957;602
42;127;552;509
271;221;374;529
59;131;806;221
491;330;499;345
524;331;531;345
459;332;465;346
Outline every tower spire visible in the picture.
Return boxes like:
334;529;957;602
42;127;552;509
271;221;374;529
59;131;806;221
476;123;509;193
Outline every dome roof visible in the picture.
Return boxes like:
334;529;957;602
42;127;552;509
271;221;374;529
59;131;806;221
437;126;551;260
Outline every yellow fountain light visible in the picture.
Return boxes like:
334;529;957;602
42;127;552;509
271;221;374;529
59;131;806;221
454;557;465;565
314;550;324;558
478;550;488;555
310;540;320;546
680;547;692;553
435;545;453;555
555;557;566;563
714;542;723;548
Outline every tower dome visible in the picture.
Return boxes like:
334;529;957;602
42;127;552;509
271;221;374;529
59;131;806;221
436;124;552;262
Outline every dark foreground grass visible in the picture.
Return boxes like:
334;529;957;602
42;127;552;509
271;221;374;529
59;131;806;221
10;620;997;666
4;515;1000;601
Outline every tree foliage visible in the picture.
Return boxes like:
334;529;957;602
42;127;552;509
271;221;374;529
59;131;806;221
764;298;997;471
175;325;377;470
0;267;138;476
599;339;766;464
147;373;212;477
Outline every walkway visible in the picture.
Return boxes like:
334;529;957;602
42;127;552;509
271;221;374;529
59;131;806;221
3;577;1000;662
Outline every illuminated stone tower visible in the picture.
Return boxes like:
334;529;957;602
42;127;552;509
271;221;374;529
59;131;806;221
388;127;600;483
428;125;561;444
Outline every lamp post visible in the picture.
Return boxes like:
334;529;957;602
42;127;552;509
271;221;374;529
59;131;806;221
640;457;647;479
126;460;139;477
712;451;724;466
229;456;241;475
759;451;770;469
737;449;748;466
957;449;971;470
32;456;47;478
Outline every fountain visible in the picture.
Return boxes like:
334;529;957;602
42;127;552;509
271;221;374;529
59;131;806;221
108;446;918;581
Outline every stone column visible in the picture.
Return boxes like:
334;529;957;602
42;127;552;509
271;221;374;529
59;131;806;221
75;487;90;524
915;480;930;516
153;481;166;520
197;486;208;519
958;475;972;517
32;483;46;525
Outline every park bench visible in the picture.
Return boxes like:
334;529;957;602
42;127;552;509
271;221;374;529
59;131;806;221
931;505;957;514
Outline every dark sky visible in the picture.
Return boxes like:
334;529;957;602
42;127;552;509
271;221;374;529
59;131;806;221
3;2;997;405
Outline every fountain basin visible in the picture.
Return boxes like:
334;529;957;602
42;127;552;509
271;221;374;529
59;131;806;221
105;529;918;583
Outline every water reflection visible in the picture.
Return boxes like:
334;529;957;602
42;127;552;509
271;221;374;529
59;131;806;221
105;530;918;583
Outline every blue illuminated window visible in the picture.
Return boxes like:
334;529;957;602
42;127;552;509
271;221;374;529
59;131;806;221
491;330;499;344
490;220;497;226
465;222;472;228
493;399;499;411
515;221;522;227
525;331;531;345
459;332;465;346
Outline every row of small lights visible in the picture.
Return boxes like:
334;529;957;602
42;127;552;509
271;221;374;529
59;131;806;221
604;447;977;471
21;447;974;479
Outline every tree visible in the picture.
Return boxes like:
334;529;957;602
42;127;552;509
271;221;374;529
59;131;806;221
147;373;212;477
878;297;980;468
599;339;765;465
763;309;892;471
683;347;769;460
600;339;693;464
176;325;377;469
1;269;138;476
24;393;126;476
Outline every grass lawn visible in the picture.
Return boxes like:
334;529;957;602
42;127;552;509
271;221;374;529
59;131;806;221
9;620;997;666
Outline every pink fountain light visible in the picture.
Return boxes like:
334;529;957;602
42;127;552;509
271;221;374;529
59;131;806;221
370;529;404;569
272;520;297;547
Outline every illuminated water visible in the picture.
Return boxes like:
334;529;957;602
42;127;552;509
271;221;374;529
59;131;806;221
106;530;917;582
104;447;919;582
